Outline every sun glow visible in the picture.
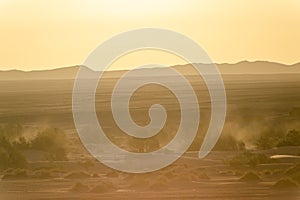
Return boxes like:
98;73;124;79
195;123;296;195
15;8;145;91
0;0;299;70
76;0;183;19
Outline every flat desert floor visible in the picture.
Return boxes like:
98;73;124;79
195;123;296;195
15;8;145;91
0;73;300;199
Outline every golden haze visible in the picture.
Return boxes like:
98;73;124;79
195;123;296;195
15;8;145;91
0;0;299;70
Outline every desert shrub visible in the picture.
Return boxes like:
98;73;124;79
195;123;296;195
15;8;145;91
234;171;243;176
2;168;28;179
263;170;272;176
290;172;300;183
285;163;300;176
65;171;91;179
3;168;15;174
239;171;261;182
33;169;52;179
0;125;69;171
90;181;116;193
277;129;300;147
0;139;10;170
256;129;300;150
71;182;89;192
272;179;298;189
0;124;27;170
0;124;23;142
255;129;284;150
0;136;27;170
12;136;30;150
285;163;300;183
31;128;67;161
190;171;210;181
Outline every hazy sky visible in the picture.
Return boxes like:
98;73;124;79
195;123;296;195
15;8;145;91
0;0;299;70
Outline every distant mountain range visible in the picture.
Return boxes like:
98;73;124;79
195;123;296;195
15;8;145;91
0;61;299;80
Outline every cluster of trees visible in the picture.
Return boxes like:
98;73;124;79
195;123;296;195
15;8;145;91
228;129;300;169
213;128;300;151
256;129;300;150
28;128;67;160
0;124;67;170
0;136;27;170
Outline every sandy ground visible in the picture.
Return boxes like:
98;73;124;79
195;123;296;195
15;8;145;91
1;151;300;199
0;74;300;199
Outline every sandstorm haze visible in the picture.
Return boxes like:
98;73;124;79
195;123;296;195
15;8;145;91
1;1;300;200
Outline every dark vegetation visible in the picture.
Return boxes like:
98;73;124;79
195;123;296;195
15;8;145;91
272;179;298;189
0;136;28;170
2;168;28;179
227;129;300;168
214;127;300;151
30;128;67;160
285;163;300;184
277;129;300;147
256;129;300;150
239;171;261;182
0;124;67;171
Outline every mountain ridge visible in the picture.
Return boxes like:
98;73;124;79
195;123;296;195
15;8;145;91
0;61;300;80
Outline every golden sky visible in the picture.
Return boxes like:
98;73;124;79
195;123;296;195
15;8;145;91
0;0;299;70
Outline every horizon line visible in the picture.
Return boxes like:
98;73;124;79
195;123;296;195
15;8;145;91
1;60;300;72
